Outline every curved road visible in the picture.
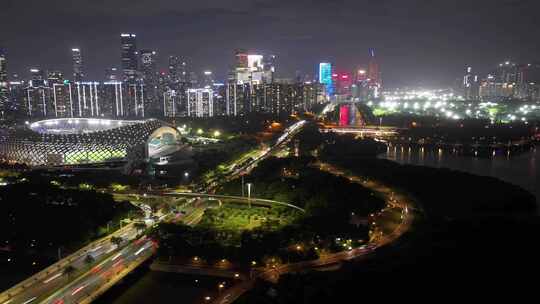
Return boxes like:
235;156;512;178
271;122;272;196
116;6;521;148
210;162;415;304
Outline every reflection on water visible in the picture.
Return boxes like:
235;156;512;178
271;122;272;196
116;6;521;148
381;144;539;204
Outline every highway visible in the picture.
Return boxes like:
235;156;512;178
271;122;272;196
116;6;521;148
203;120;306;192
0;224;141;304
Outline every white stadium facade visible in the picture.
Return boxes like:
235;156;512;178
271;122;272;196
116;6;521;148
0;118;187;167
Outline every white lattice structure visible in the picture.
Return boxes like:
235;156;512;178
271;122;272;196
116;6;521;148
0;118;181;166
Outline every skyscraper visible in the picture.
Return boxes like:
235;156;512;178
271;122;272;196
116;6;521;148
202;71;214;88
367;48;382;98
319;62;333;96
120;33;138;83
235;49;248;69
29;68;45;87
71;48;84;82
0;48;7;86
140;49;158;115
0;48;8;115
463;66;479;100
367;48;381;86
168;55;180;85
140;49;157;86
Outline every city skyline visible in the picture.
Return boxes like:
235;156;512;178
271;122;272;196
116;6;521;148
1;0;539;87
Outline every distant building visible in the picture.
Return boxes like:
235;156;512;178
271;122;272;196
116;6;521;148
319;62;333;96
225;81;324;117
105;67;119;81
120;34;138;83
29;68;45;87
463;66;479;100
140;49;157;85
231;50;274;85
0;48;8;115
479;61;519;100
366;48;381;98
202;71;214;88
187;88;214;117
139;49;158;115
71;48;84;82
168;55;180;86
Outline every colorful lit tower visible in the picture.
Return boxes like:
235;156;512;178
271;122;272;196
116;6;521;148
319;62;333;96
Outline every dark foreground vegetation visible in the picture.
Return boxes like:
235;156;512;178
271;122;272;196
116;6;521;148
0;177;138;289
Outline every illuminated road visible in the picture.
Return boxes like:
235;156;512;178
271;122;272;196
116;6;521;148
0;224;141;304
210;162;415;304
203;120;306;192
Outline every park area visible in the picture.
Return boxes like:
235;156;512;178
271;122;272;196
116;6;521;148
197;203;301;232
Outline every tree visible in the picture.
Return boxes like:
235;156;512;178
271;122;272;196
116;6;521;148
111;236;124;247
134;222;147;234
63;265;76;280
84;254;95;268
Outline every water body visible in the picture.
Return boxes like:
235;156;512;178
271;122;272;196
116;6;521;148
380;144;539;204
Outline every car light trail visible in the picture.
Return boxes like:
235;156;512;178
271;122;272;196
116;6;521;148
134;244;149;256
22;297;36;304
71;285;86;296
111;252;122;261
89;245;102;252
112;259;124;268
43;272;63;283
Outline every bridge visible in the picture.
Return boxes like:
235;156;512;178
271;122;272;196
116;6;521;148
320;125;401;138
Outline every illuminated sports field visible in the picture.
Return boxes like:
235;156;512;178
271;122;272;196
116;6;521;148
64;149;127;164
0;118;182;166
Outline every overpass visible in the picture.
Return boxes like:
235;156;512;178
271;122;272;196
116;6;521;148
161;192;306;213
320;125;401;138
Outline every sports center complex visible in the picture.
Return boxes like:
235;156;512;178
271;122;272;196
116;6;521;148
0;118;188;167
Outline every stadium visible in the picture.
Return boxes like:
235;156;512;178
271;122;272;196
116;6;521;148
0;118;187;167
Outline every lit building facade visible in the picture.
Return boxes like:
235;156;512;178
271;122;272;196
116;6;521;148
0;48;8;114
120;34;138;83
319;62;333;96
72;48;84;82
187;88;214;117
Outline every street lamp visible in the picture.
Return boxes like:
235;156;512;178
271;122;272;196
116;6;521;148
246;183;252;208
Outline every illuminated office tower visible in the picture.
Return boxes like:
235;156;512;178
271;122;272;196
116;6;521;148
140;49;158;115
120;33;138;83
319;62;333;96
140;49;157;86
71;48;84;82
367;48;381;86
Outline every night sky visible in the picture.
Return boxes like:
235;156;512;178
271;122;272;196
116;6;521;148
1;0;539;88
